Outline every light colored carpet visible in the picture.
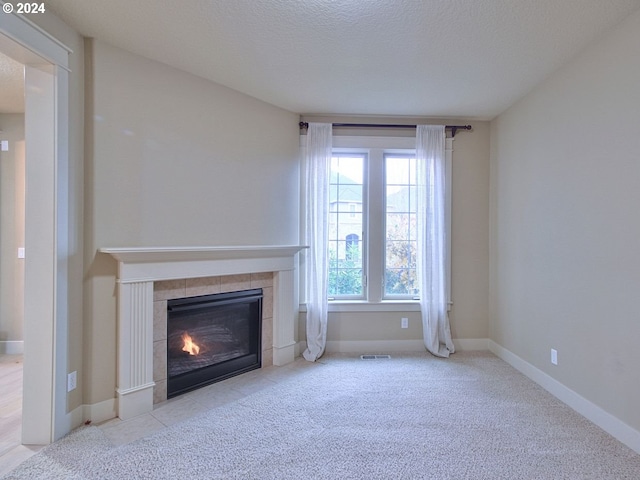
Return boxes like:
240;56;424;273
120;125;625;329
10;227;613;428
3;352;640;479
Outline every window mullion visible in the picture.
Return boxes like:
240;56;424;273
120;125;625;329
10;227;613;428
367;149;384;303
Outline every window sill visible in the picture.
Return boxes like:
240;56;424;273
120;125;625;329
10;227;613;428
299;301;421;313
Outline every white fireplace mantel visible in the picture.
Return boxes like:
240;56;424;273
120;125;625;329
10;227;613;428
100;245;307;420
101;245;307;282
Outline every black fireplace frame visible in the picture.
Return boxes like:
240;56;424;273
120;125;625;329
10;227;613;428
166;288;263;398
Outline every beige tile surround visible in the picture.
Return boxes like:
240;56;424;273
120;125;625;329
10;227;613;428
152;272;274;404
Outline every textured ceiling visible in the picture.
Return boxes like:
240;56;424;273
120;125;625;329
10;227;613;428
0;50;24;114
5;0;640;119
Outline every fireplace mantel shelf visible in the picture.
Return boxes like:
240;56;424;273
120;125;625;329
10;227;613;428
100;245;308;283
100;245;308;263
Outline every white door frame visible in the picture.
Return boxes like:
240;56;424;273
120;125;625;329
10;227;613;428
0;10;71;444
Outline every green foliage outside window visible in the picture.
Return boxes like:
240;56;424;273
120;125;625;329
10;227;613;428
385;240;418;296
328;244;362;296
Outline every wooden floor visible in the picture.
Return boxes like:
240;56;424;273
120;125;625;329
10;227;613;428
0;354;41;476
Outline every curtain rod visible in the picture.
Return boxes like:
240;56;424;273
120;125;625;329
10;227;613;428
298;122;472;137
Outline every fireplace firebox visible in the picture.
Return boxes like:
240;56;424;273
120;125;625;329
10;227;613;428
167;288;262;398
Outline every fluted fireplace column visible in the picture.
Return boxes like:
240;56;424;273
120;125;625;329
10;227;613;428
272;269;296;366
116;280;155;419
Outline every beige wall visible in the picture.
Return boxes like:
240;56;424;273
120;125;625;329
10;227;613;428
0;114;25;347
83;40;301;404
490;10;640;432
449;121;490;340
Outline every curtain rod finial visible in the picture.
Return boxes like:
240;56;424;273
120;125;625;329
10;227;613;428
451;125;472;137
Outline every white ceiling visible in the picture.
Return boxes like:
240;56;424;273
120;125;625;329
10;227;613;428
3;0;640;119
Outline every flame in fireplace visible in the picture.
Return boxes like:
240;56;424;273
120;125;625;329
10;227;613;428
181;332;200;356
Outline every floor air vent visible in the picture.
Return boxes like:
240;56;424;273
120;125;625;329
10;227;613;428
360;355;391;360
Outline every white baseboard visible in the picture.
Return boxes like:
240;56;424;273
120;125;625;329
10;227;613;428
64;404;85;433
0;340;24;354
489;340;640;455
84;398;118;425
64;398;118;432
323;338;489;354
454;338;489;351
325;339;425;353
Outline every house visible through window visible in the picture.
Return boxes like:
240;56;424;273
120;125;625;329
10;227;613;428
328;154;364;298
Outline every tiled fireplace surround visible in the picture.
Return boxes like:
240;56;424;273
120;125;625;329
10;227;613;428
101;246;306;420
152;273;275;404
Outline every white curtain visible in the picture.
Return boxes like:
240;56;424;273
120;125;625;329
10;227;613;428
303;123;332;362
416;125;455;357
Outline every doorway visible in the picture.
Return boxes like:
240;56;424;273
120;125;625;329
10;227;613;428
0;48;26;458
0;14;72;445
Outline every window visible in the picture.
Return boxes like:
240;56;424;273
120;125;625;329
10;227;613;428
316;135;451;305
328;154;364;298
327;147;418;301
384;154;418;298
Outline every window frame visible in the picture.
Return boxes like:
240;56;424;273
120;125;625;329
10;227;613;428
300;134;452;311
383;152;419;300
327;151;368;300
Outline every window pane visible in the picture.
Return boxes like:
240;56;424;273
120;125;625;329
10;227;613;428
386;213;411;240
386;186;409;212
408;214;417;240
385;268;418;296
386;156;410;185
328;213;338;239
333;268;363;295
328;154;364;297
329;183;338;212
408;186;417;213
337;185;362;212
328;240;339;262
386;241;413;267
332;156;363;184
384;154;417;298
338;214;362;240
409;158;417;184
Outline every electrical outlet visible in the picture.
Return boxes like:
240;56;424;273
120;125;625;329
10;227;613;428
401;317;408;329
551;349;558;366
1;140;8;152
18;247;25;259
67;371;77;392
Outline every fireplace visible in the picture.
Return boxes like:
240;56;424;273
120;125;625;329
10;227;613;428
100;245;307;420
167;289;263;398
